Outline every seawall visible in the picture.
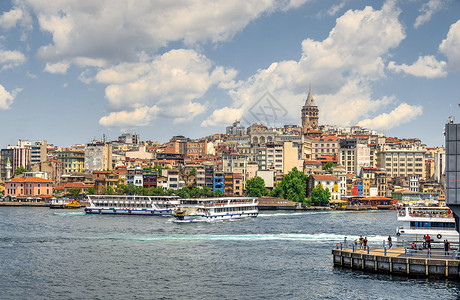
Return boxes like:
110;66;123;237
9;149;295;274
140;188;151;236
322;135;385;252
332;248;460;278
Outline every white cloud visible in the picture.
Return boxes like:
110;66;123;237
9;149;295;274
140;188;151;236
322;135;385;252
414;0;445;29
203;1;417;129
202;107;243;127
11;0;305;68
44;61;70;74
388;55;447;78
96;48;236;126
99;106;159;127
439;19;460;71
0;86;21;110
357;103;423;130
0;49;26;69
0;7;24;30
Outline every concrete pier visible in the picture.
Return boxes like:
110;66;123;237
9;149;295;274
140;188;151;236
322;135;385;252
332;247;460;278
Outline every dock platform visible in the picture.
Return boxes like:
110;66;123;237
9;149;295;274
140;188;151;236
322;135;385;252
332;246;460;278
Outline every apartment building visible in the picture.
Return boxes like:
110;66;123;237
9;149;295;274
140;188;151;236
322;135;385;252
56;151;85;173
376;146;426;179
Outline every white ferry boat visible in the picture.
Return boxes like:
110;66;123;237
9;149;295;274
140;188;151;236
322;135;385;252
85;195;179;215
173;197;258;222
396;206;458;243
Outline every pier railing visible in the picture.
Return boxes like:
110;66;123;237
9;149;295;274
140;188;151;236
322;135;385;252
337;239;459;260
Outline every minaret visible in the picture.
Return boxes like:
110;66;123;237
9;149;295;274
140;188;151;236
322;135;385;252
301;84;319;134
6;157;12;180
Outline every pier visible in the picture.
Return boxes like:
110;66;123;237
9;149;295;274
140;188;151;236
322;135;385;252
332;243;460;278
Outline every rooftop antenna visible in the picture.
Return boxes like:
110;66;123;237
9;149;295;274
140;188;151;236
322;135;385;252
447;104;455;124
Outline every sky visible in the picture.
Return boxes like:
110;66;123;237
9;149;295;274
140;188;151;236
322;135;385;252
0;0;459;147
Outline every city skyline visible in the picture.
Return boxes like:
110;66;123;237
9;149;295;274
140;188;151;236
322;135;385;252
0;0;459;147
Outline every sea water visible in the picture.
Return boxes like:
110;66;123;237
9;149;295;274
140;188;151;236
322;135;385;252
0;207;459;299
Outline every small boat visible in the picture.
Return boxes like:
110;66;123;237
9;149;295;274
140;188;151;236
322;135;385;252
173;197;258;222
85;195;179;215
396;205;458;243
65;200;82;209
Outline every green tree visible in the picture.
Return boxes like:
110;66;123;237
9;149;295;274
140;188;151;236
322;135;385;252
68;187;82;200
87;187;96;195
201;186;214;198
176;188;190;198
103;186;114;195
322;162;335;174
280;167;307;203
14;166;28;176
310;184;331;206
213;189;224;197
245;177;267;197
270;185;284;198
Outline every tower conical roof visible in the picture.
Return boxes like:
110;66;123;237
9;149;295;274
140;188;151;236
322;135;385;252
304;84;316;107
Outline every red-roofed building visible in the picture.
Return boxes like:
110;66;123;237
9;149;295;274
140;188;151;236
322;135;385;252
5;177;54;197
64;182;94;194
307;174;341;200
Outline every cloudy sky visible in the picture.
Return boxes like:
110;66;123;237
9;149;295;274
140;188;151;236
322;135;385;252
0;0;459;147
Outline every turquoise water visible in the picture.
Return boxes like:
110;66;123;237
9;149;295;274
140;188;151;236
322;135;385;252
0;207;459;299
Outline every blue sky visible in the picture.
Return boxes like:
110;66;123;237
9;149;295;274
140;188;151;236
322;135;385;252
0;0;459;147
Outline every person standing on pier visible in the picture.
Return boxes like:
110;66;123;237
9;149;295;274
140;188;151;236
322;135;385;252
426;234;431;249
388;235;392;249
444;240;450;255
423;235;427;249
363;237;368;248
359;236;364;249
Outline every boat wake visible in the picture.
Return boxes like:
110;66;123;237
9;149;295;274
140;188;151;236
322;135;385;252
53;211;86;216
106;233;388;243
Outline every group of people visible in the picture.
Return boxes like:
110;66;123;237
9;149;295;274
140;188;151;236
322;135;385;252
358;236;368;249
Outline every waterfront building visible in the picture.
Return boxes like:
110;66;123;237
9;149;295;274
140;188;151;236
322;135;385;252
5;177;53;198
166;169;183;190
213;172;224;193
143;169;157;189
92;171;120;194
301;85;319;134
307;174;341;200
127;166;143;186
196;165;214;189
63;182;94;194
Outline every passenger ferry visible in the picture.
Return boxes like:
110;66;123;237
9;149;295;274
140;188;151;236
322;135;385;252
173;197;258;222
85;195;179;215
396;205;458;243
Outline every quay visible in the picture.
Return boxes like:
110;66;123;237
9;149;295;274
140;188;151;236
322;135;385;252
332;244;460;278
0;201;88;207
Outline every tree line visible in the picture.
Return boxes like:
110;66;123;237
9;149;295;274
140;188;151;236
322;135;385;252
245;167;332;206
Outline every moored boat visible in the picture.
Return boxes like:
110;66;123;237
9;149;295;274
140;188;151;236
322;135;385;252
85;195;179;215
173;197;258;222
396;205;458;243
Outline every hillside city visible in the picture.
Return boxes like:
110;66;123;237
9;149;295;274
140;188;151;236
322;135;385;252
0;87;445;206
